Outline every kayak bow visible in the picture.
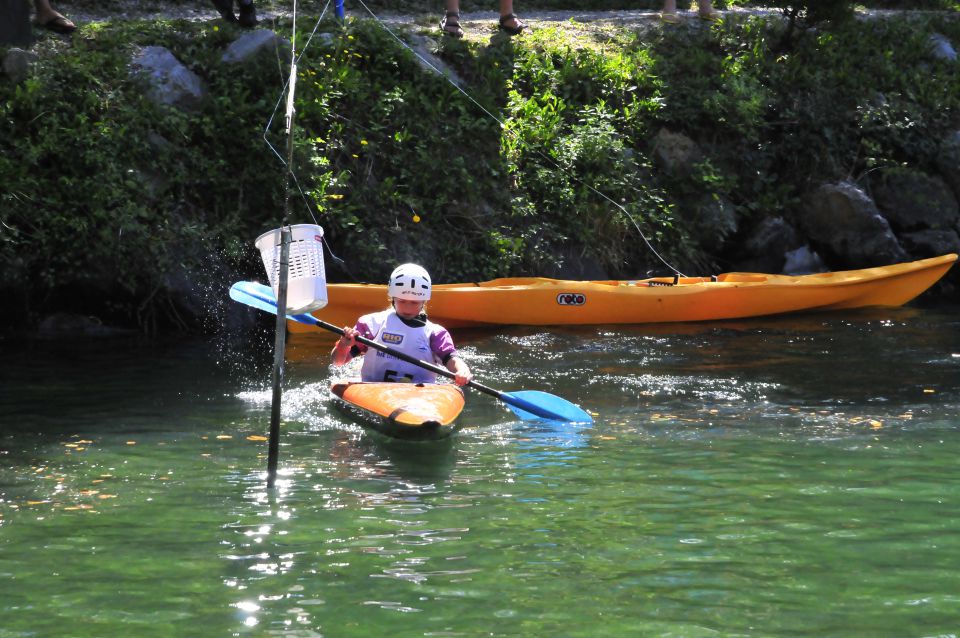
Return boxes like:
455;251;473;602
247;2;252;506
330;381;465;441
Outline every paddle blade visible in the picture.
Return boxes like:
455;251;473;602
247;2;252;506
229;281;319;326
501;390;593;423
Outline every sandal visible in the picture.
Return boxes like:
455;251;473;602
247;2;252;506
498;13;526;36
698;10;721;22
440;11;463;38
660;12;681;24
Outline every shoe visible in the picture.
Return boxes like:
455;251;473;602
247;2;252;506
498;13;526;35
659;12;680;24
37;14;76;34
698;10;721;22
440;11;463;38
238;1;258;27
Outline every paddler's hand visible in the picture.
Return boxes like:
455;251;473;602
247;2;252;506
339;327;359;347
331;327;359;365
447;357;473;387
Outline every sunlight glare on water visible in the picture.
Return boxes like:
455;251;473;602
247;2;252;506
1;306;959;637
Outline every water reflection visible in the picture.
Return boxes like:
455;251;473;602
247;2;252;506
2;306;959;637
340;435;459;483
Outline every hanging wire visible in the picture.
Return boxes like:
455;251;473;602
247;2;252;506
260;0;683;277
349;0;684;277
262;0;331;224
261;0;349;270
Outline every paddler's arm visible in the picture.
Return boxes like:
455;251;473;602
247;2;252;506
331;326;360;366
445;356;473;387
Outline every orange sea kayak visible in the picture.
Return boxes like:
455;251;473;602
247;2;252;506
330;381;465;440
292;254;957;331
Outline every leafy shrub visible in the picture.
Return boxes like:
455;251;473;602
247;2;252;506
3;6;959;332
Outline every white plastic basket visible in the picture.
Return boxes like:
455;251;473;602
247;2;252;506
254;224;328;314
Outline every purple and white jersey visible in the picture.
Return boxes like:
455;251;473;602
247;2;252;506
353;309;457;383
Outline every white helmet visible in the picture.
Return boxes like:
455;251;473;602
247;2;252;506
388;263;432;301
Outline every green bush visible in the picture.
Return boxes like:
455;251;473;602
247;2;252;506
2;6;959;332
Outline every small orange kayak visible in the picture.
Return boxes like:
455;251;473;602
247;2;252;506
330;381;465;440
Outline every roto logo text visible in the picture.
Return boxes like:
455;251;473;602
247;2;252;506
556;293;586;306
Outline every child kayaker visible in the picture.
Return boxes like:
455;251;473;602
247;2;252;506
331;263;473;386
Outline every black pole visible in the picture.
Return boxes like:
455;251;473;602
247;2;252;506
266;228;290;489
266;26;299;489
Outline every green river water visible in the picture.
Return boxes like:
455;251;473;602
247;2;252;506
1;306;958;637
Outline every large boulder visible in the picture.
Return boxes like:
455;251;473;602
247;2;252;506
221;29;291;65
928;33;958;63
162;232;257;334
937;130;960;202
898;229;960;257
868;166;959;231
407;34;464;87
782;246;826;275
651;129;704;177
799;181;907;268
2;47;38;83
734;216;802;272
131;46;208;112
37;313;137;339
692;196;738;242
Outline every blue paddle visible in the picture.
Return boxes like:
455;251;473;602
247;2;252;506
229;281;593;423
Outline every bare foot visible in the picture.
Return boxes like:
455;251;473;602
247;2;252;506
36;11;76;33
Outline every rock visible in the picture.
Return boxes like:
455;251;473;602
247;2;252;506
868;166;959;231
744;217;801;255
692;196;738;242
131;46;208;112
928;33;957;62
221;29;291;65
147;130;172;148
937;130;960;201
799;181;907;268
407;34;464;87
37;313;137;339
738;216;802;272
782;245;825;274
161;233;258;334
898;228;960;257
3;48;39;83
651;129;704;176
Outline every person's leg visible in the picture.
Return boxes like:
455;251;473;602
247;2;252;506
210;0;237;22
441;0;462;37
697;0;720;20
661;0;680;22
34;0;76;32
498;0;525;34
237;0;258;27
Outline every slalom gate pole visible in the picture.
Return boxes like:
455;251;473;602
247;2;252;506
267;227;291;489
266;16;300;489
